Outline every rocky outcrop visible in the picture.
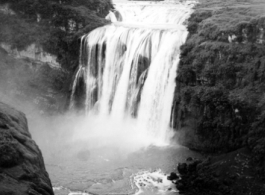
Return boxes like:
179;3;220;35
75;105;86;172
0;48;69;114
0;102;54;195
171;0;265;186
174;148;265;195
1;43;59;69
173;1;265;155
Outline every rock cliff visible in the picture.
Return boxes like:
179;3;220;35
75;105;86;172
173;0;265;177
0;102;54;195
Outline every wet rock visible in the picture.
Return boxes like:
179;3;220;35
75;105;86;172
0;102;54;195
177;163;187;175
167;172;178;180
0;142;20;167
175;147;265;195
187;161;197;173
176;181;185;191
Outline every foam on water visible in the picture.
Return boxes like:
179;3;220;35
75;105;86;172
53;170;178;195
134;170;178;195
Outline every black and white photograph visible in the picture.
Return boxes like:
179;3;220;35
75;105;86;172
0;0;265;194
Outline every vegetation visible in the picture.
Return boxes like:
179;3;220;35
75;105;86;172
175;148;265;195
0;0;112;112
174;0;265;177
0;0;112;71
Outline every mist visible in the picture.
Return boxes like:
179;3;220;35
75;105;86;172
28;111;164;162
0;89;156;161
0;50;174;166
0;28;179;170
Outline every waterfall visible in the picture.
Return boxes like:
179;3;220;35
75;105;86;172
70;1;195;145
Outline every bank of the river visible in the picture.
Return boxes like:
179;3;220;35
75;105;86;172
172;0;265;194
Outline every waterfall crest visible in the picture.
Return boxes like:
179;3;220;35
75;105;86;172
70;1;195;145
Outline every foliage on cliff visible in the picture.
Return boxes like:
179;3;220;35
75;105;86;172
0;0;112;71
174;0;265;176
0;0;112;113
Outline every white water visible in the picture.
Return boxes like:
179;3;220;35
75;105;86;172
133;170;177;195
70;1;195;146
25;2;200;195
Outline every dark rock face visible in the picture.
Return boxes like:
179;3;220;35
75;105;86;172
175;148;265;195
170;1;265;193
173;7;265;152
172;1;265;176
167;172;179;181
0;102;54;195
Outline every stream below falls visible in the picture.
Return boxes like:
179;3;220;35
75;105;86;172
47;145;200;195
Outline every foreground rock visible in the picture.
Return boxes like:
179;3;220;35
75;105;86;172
175;148;265;195
0;102;54;195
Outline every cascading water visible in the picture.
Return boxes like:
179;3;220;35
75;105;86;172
70;1;195;145
41;1;201;195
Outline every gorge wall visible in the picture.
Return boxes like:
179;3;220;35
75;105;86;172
173;0;265;176
0;102;54;195
0;0;113;114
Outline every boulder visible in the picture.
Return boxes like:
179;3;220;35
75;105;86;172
177;163;187;175
167;172;179;181
0;102;54;195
